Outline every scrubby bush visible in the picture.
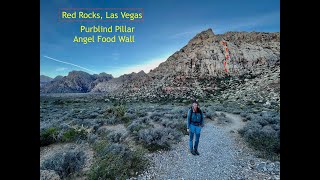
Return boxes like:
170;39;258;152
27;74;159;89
88;133;98;144
41;148;86;178
40;127;59;146
127;119;150;134
220;112;227;118
137;127;182;151
168;113;181;120
136;111;148;117
175;119;188;135
257;118;269;126
107;132;123;143
238;111;280;160
160;119;182;129
73;119;100;128
210;104;224;111
150;112;162;122
114;105;126;117
240;111;249;118
170;107;184;114
96;128;112;139
126;112;138;120
88;142;148;180
104;116;118;125
245;113;259;121
61;127;87;142
231;109;242;114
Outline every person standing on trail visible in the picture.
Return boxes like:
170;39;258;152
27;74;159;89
187;100;204;155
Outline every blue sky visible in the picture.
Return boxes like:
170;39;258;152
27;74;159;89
40;0;280;78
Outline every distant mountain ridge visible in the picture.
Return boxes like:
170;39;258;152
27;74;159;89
40;29;280;108
40;75;53;87
40;71;113;93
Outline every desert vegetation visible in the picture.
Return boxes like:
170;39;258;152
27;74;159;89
40;93;280;179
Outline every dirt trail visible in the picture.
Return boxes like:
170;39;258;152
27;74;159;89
134;112;279;180
215;111;246;132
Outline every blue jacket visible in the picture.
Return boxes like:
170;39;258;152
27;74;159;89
187;108;204;129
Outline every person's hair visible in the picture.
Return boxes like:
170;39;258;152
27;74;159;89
192;99;199;106
192;100;200;112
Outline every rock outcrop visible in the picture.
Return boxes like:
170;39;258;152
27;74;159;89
98;29;280;106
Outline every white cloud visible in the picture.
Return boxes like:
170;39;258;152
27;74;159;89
56;67;68;71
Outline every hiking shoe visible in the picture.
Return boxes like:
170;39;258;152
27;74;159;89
190;150;196;155
194;150;200;155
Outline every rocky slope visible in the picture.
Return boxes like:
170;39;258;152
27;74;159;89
40;71;113;93
99;29;280;106
40;75;53;87
91;70;149;93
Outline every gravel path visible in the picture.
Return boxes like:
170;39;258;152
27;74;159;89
134;116;280;180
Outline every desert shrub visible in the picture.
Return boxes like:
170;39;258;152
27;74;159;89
136;111;148;117
107;132;123;143
257;118;269;126
126;112;138;120
127;108;135;114
104;116;119;125
149;112;162;122
96;127;112;137
120;115;131;124
41;148;86;178
40;169;60;180
240;111;249;118
175;119;188;135
114;105;126;117
239;119;280;160
161;119;183;129
168;113;181;120
220;112;227;118
271;124;280;131
59;123;71;130
88;143;148;180
210;104;224;111
76;110;99;119
170;107;184;114
139;117;149;124
61;127;87;142
231;109;242;114
40;127;59;146
261;112;280;124
88;133;98;144
245;113;260;121
127;119;149;134
52;99;65;105
137;127;182;151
